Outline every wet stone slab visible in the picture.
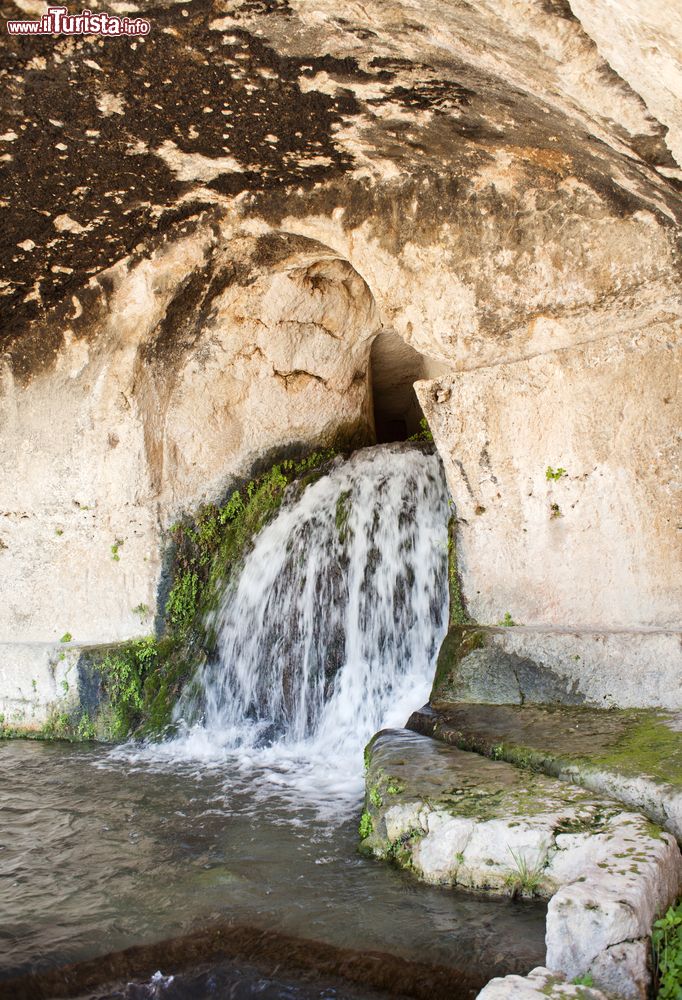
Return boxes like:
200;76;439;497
361;729;682;999
408;702;682;842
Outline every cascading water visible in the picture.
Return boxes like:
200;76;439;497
4;446;548;987
132;443;450;808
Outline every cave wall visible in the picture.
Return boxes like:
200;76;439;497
0;0;680;726
417;326;682;708
0;230;378;726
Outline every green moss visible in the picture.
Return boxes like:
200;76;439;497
76;713;96;741
431;627;484;700
98;637;158;739
43;712;71;739
39;636;179;741
386;828;424;869
439;786;507;822
166;449;339;646
165;570;199;637
588;713;682;787
447;516;472;627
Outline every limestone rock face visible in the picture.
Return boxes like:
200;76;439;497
418;328;681;631
0;0;681;722
568;0;682;173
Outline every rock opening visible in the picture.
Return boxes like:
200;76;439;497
369;330;449;442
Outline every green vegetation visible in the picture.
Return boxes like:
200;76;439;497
428;513;479;698
42;711;72;739
369;786;383;808
653;899;682;999
166;449;338;643
55;528;63;536
550;503;563;519
386;779;405;795
99;637;159;739
571;973;594;987
498;612;517;627
385;829;423;869
359;810;373;839
35;447;343;744
546;466;567;481
503;847;546;898
165;570;199;636
40;634;193;742
409;417;434;444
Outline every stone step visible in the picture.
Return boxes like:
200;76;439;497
408;702;682;842
361;728;681;1000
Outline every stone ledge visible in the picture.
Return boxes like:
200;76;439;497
477;966;609;998
430;626;682;712
361;729;681;999
408;702;682;842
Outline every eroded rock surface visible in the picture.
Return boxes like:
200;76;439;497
0;0;680;723
363;729;681;998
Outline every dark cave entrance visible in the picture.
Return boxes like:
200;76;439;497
369;330;447;443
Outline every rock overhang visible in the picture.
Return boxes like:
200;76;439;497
2;0;681;381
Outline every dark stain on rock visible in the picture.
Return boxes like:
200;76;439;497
0;0;366;345
1;0;680;382
252;231;331;268
539;0;579;22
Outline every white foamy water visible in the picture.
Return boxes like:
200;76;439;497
112;444;449;815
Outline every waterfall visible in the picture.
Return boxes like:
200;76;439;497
128;444;449;808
